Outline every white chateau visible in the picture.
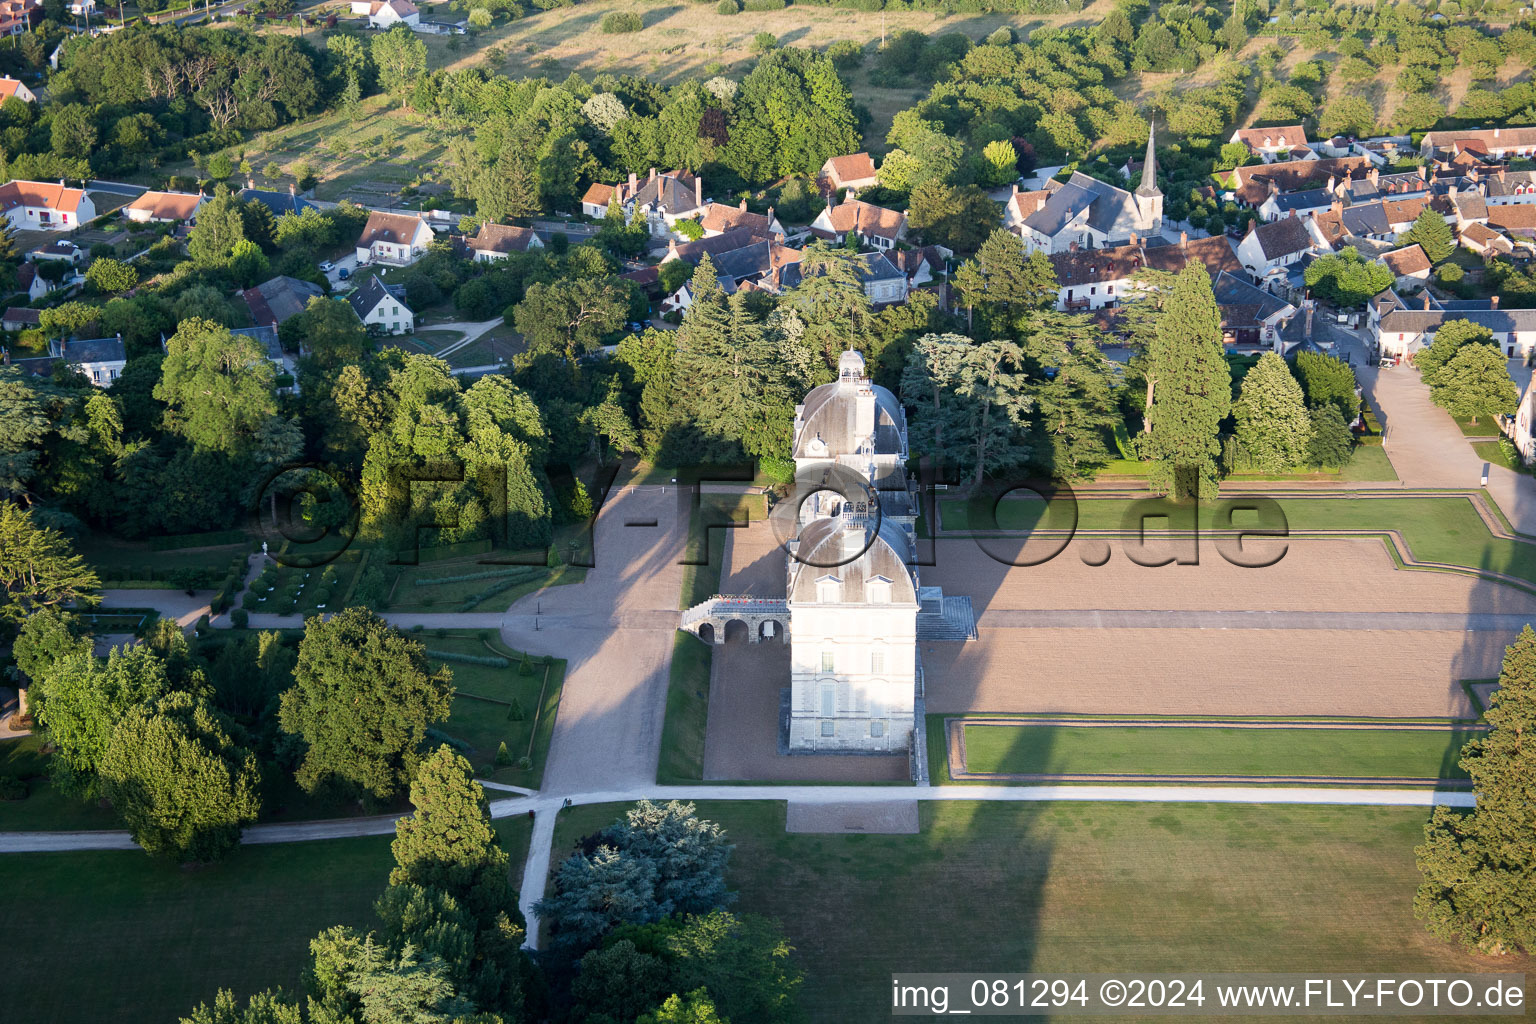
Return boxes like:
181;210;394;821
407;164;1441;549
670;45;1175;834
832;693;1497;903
681;351;976;767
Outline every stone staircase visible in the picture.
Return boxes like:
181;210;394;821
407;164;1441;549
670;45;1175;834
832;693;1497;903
916;588;978;642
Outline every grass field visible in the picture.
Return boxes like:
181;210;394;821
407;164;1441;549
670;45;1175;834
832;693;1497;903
0;813;532;1024
427;631;567;787
938;495;1536;585
384;560;586;614
657;632;712;784
956;723;1477;780
551;800;1534;1022
1473;440;1520;471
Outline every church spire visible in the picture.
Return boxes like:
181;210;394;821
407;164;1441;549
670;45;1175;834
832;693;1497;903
1136;122;1161;197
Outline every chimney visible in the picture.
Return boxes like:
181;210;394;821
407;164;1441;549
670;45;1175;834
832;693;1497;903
738;198;747;211
1326;174;1336;194
1068;240;1079;252
1268;179;1280;197
1423;292;1432;310
1368;167;1379;185
1419;165;1428;182
1331;200;1343;217
1011;183;1019;196
1180;230;1188;249
1449;184;1459;200
1499;167;1507;182
666;237;678;259
289;182;296;197
766;205;775;222
695;175;703;209
648;167;657;180
1492;295;1500;309
628;171;638;195
247;177;256;190
1494;127;1501;139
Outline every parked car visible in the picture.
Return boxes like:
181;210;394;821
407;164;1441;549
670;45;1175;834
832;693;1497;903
1379;356;1397;368
338;267;351;280
319;260;334;271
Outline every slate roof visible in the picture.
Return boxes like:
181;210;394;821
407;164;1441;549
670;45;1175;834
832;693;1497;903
3;305;38;324
1341;203;1391;237
469;223;538;254
242;276;322;325
1212;270;1292;326
794;379;906;460
239;187;315;217
1484;170;1536;197
788;517;917;606
63;335;125;364
1268;188;1330;213
1379;308;1536;335
347;274;408;319
629;171;702;215
230;324;283;362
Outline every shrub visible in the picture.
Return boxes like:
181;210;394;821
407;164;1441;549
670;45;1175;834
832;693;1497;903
495;741;513;766
1500;436;1520;466
195;614;210;633
515;756;532;771
231;608;249;628
413;567;543;587
309;587;332;607
0;775;26;801
519;651;534;676
751;30;778;53
742;0;783;8
425;648;511;668
508;696;527;721
717;0;739;11
601;11;642;32
1437;263;1464;284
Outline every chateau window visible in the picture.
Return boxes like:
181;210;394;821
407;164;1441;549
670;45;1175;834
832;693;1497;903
816;574;842;603
820;685;836;718
821;651;834;673
870;721;886;738
871;650;885;674
821;721;835;737
867;575;893;603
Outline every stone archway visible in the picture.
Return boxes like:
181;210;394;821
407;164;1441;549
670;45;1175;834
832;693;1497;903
722;619;750;644
697;622;716;644
759;619;784;642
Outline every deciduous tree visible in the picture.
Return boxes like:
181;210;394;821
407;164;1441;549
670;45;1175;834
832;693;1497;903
1233;352;1310;472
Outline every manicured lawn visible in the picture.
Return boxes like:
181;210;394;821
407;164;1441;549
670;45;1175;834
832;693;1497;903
958;723;1476;780
0;812;532;1024
1454;414;1501;437
1472;440;1519;471
0;834;393;1023
553;800;1534;1022
425;632;567;788
656;633;712;784
939;496;1536;586
384;560;585;614
1339;444;1400;481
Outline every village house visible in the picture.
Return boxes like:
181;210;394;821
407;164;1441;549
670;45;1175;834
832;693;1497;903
698;200;785;240
1047;232;1243;313
16;263;50;301
1459;221;1515;258
240;275;324;327
0;180;94;231
353;0;419;27
1235;216;1328;286
1001;185;1051;235
891;245;950;289
1372;291;1536;358
1258;187;1332;223
239;182;316;218
818;152;880;195
2;306;38;331
1510;377;1536;464
578;168;708;238
657;227;766;266
1488;203;1536;241
1420;126;1536;163
123;190;205;224
27;238;82;265
853;251;909;305
1015;129;1163;254
466;223;543;261
1230;124;1313;163
1379;244;1433;288
1212;270;1297;350
0;74;35;103
660;237;803;315
355;210;434;266
1483;168;1536;206
809;197;908;251
10;335;126;385
0;0;39;37
1228;156;1375;207
348;274;415;334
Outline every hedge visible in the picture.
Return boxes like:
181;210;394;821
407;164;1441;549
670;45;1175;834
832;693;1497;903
147;529;249;551
413;567;545;587
456;569;548;612
425;649;511;669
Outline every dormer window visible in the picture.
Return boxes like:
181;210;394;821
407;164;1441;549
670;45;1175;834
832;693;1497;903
816;574;842;603
866;575;893;603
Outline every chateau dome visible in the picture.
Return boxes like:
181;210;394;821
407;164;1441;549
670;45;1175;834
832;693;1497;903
787;515;917;606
